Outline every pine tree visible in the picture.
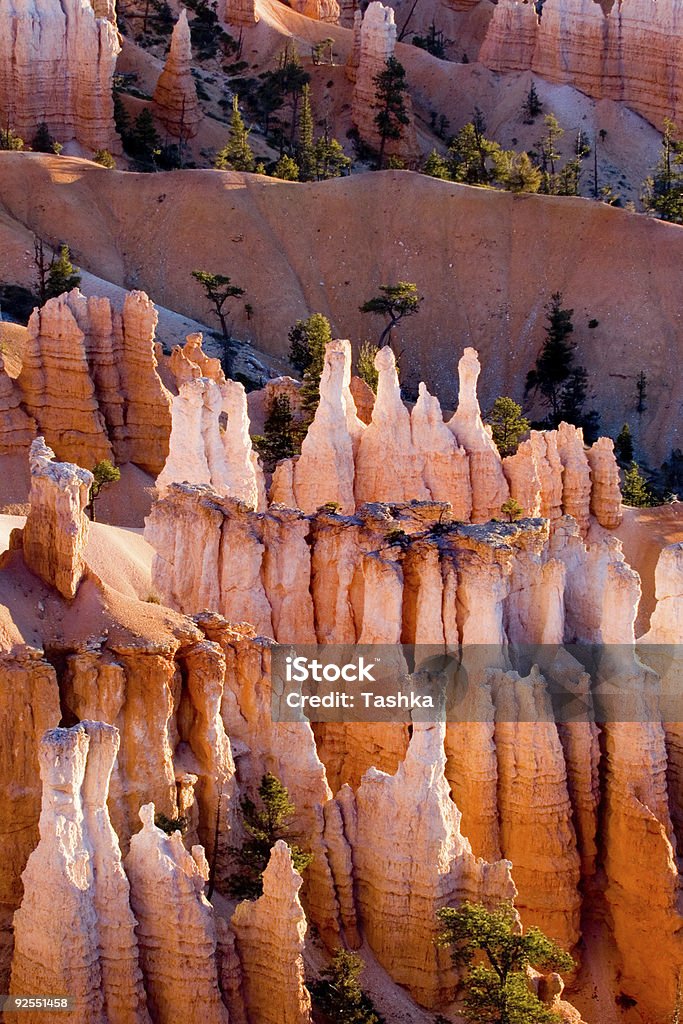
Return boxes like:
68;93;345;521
614;424;634;467
522;82;543;123
537;113;564;194
487;397;530;457
191;270;245;340
447;122;500;185
310;950;383;1024
525;292;577;426
621;462;655;507
501;497;524;522
297;83;316;181
32;122;55;153
215;96;255;172
492;149;541;193
46;245;81;299
297;314;333;419
314;126;351;179
272;154;300;180
636;371;648;414
93;149;116;168
356;341;380;393
87;460;120;521
133;108;160;162
227;772;313;900
359;282;423;347
372;57;410;170
422;149;449;180
253;393;298;465
642;118;683;224
0;127;24;151
437;902;574;1024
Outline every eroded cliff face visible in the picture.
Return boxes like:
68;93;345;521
479;0;683;130
239;342;622;531
15;289;172;474
0;0;121;150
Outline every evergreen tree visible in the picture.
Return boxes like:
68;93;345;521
297;313;333;418
359;281;423;347
93;149;116;168
614;424;634;467
487;397;530;457
32;122;55;153
492;150;541;193
215;96;255;171
87;460;121;521
522;82;543;123
0;128;24;151
46;245;81;299
310;950;384;1024
447;121;500;185
437;901;574;1024
191;270;245;340
272;154;300;180
134;108;160;158
621;462;655;507
422;149;449;179
501;498;524;522
253;393;298;464
642;118;683;224
526;292;585;428
314;127;351;179
227;772;313;900
297;83;316;181
537;113;564;194
372;57;410;170
356;341;380;393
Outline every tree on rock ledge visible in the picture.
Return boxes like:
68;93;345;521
437;901;574;1024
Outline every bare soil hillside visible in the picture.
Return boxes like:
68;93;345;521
0;152;680;461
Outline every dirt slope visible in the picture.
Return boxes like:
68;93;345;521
0;152;681;460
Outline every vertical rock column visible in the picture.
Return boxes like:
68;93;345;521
153;9;201;140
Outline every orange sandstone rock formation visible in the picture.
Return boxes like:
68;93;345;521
17;437;92;599
152;10;202;140
479;0;683;131
0;355;35;453
10;723;150;1024
157;377;265;509
231;841;312;1024
0;0;120;150
222;0;258;26
17;289;171;474
125;803;229;1024
348;722;515;1008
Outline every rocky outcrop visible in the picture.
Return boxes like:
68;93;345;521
152;10;202;140
348;723;515;1008
157;377;265;510
448;347;510;523
351;2;419;164
231;841;312;1024
125;803;228;1024
18;289;171;474
0;0;120;151
0;355;35;452
267;342;620;528
222;0;259;26
169;333;225;389
16;437;92;599
355;346;428;505
479;0;683;131
284;0;340;22
10;723;149;1024
640;542;683;643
